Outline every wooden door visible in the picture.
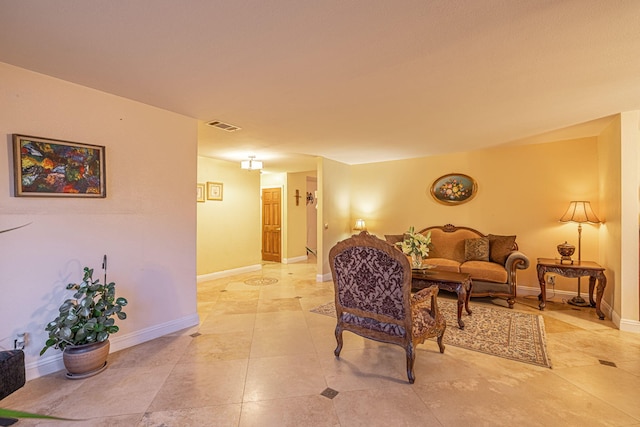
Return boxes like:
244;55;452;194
262;187;281;262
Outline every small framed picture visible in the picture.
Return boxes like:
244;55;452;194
196;183;205;202
207;182;223;201
430;173;477;205
12;134;106;198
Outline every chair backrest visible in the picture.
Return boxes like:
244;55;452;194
329;232;412;337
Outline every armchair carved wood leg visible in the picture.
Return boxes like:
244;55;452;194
334;325;344;357
405;343;416;384
437;325;446;354
507;297;515;309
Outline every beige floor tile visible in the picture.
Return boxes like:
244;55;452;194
147;359;248;411
258;284;301;300
321;346;416;390
139;404;242;427
53;365;174;419
108;335;192;368
0;372;86;417
254;310;308;331
13;413;145;427
256;297;303;313
332;386;440;427
553;363;640;419
198;312;256;335
209;298;259;315
239;395;340;427
178;331;252;363
414;373;636;427
249;323;316;358
243;354;327;402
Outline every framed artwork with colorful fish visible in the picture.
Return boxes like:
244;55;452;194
12;134;106;198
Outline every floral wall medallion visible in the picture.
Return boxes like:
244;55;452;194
429;173;477;205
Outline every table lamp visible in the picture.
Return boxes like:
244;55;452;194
559;201;601;306
353;219;366;231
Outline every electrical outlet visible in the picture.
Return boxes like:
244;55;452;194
14;332;25;350
547;274;556;286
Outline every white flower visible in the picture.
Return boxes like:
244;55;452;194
396;226;431;258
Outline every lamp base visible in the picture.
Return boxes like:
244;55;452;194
567;295;591;307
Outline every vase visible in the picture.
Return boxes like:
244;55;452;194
62;340;110;379
410;253;423;269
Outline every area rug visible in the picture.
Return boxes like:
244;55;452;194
310;299;551;368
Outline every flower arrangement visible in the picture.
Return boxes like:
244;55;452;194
438;178;470;200
396;226;431;268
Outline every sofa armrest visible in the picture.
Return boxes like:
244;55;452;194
505;250;529;285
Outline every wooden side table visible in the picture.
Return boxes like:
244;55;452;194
536;258;606;320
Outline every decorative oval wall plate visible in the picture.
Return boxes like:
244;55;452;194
429;173;477;205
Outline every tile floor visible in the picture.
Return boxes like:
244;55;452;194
3;260;640;426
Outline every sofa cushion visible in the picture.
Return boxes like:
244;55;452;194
464;237;489;261
487;234;516;265
460;260;508;283
425;257;460;272
428;228;483;263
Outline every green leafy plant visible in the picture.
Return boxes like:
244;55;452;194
40;263;128;355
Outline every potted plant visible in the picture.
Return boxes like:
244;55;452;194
40;256;128;378
396;226;432;268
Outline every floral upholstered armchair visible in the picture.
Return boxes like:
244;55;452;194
329;231;446;384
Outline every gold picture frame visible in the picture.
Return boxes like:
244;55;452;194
196;183;205;202
207;182;223;201
429;173;477;205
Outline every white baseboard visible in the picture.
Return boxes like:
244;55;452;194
26;313;200;381
317;272;332;282
197;264;261;282
283;255;308;264
618;318;640;333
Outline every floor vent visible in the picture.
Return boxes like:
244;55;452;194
599;359;617;367
206;120;241;132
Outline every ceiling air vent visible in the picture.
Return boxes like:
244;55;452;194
206;120;241;132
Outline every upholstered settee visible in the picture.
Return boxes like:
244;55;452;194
387;224;530;308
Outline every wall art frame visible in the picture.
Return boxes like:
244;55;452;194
12;134;106;198
207;181;223;201
196;183;205;202
430;173;477;205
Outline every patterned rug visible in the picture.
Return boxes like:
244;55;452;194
310;299;551;368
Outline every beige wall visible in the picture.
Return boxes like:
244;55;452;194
197;156;261;275
350;138;601;293
598;116;623;314
318;157;352;279
1;63;198;378
618;112;640;322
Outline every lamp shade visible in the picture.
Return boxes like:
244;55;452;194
353;219;366;231
559;201;601;224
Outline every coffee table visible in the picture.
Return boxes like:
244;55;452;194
411;268;472;329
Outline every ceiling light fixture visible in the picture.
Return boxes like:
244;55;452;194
241;156;263;171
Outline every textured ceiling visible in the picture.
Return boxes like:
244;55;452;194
1;1;639;173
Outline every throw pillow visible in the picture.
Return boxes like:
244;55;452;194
488;234;516;265
464;237;490;261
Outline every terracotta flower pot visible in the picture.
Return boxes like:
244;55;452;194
62;340;110;379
